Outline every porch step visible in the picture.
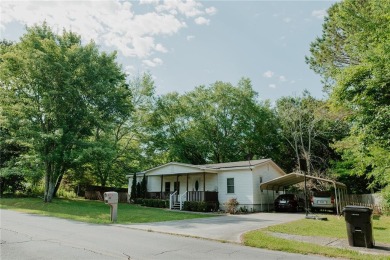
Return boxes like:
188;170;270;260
171;202;181;210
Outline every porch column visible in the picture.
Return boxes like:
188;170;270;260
203;172;206;191
160;175;163;198
176;174;179;193
203;172;206;202
186;174;189;192
267;190;269;212
186;174;189;200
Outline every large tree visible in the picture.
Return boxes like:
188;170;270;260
148;78;280;164
307;0;390;192
0;24;131;202
78;73;155;187
276;91;348;178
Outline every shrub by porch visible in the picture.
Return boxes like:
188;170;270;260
183;201;219;212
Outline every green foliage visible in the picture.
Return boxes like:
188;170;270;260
130;173;137;201
133;198;144;204
182;201;218;212
381;186;390;214
276;92;348;175
148;78;281;164
136;182;141;198
56;188;77;199
333;136;389;193
307;0;390;193
0;23;131;202
141;199;169;208
0;170;25;195
140;174;147;198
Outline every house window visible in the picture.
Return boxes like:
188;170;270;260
165;182;170;192
227;178;234;194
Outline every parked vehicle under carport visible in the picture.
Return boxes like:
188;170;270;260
310;191;336;213
274;194;304;212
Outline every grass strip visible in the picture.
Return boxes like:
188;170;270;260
266;215;390;244
0;197;215;224
243;229;389;260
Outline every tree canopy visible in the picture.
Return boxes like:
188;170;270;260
0;24;132;201
307;0;390;193
148;79;280;164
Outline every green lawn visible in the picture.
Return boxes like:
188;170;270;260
0;197;215;224
243;215;390;260
266;215;390;244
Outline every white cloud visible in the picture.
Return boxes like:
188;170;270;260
140;0;160;5
187;35;195;41
143;58;163;67
312;9;327;19
269;84;276;89
0;0;214;59
155;0;203;17
155;43;168;53
205;6;217;15
263;70;274;78
194;16;210;25
124;65;136;75
290;80;296;84
279;75;286;82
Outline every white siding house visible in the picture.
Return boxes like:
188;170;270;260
127;159;286;212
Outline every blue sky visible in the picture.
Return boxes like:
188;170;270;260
1;0;336;102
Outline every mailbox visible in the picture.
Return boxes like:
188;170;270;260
103;191;118;222
104;192;118;204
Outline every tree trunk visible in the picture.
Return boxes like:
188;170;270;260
44;162;63;202
44;162;52;202
52;173;64;198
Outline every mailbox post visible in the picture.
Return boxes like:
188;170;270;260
104;191;118;222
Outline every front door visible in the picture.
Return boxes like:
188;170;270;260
165;182;170;192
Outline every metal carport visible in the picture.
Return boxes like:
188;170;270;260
260;173;347;215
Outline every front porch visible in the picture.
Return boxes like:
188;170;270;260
130;162;220;210
147;172;219;210
147;191;218;210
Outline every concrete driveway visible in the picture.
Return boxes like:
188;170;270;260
120;212;304;243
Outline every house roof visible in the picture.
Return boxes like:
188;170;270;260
127;159;285;178
199;159;270;169
260;172;347;191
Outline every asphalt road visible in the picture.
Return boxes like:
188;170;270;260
1;209;329;260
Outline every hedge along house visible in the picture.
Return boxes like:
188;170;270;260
127;159;286;211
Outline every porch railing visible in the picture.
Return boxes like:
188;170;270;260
179;191;188;210
169;191;178;209
148;191;218;205
187;191;218;202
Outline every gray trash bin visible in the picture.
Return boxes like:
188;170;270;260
342;206;374;248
